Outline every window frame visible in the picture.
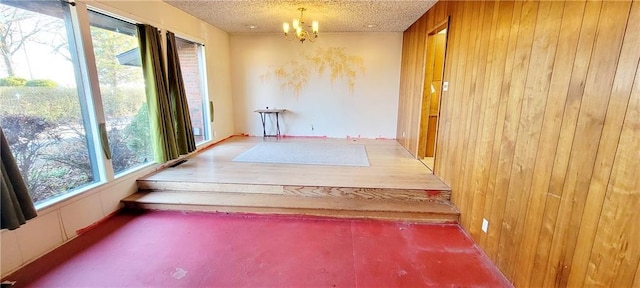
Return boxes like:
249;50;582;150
86;7;156;178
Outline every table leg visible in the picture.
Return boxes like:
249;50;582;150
259;112;267;137
275;112;281;137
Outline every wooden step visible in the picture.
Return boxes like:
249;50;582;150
122;190;460;223
137;180;452;202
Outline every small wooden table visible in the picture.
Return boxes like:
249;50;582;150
254;109;286;137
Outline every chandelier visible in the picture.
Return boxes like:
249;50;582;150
282;8;318;43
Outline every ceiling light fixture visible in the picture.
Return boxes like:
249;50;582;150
283;8;318;43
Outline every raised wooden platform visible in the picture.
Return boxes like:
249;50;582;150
123;191;459;223
123;136;458;222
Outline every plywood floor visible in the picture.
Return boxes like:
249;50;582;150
142;136;449;191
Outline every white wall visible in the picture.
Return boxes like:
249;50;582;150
230;33;402;138
1;168;150;277
1;0;234;278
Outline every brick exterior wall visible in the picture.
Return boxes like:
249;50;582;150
177;40;205;143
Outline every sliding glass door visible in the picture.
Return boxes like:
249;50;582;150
174;36;210;144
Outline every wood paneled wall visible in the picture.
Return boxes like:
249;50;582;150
396;1;640;287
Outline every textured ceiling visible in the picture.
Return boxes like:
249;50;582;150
163;0;438;33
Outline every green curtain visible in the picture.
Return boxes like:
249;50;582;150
1;127;37;230
166;31;196;155
137;24;179;163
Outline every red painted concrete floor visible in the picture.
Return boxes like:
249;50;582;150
7;210;512;287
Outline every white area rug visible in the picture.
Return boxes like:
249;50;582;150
233;142;370;167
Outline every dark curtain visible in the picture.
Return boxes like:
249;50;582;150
1;127;37;230
166;31;196;155
137;24;179;162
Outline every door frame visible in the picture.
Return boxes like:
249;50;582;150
417;17;450;171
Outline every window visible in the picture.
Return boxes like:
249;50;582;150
174;37;209;144
0;2;160;207
88;10;153;175
0;2;100;204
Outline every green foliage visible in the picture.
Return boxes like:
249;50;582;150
124;104;152;157
0;115;96;203
0;115;62;197
25;79;58;87
0;86;146;123
101;86;147;118
0;76;27;86
90;26;143;89
0;78;61;88
107;128;145;173
0;111;154;203
0;99;153;203
0;87;82;122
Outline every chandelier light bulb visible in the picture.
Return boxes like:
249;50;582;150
282;7;318;44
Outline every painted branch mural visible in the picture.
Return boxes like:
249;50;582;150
308;47;365;90
272;59;310;97
262;47;365;97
